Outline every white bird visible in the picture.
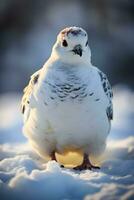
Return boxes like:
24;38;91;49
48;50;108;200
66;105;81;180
21;27;113;170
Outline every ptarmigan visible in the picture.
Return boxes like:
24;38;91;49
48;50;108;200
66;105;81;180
21;27;113;170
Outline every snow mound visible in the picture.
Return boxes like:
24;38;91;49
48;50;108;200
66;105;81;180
0;151;134;200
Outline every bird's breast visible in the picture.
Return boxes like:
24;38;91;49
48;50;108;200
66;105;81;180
48;82;89;103
42;68;94;104
34;69;110;154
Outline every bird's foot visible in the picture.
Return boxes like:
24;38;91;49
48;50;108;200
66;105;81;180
73;163;100;170
73;153;100;171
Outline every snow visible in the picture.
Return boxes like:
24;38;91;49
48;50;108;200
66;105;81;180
0;86;134;200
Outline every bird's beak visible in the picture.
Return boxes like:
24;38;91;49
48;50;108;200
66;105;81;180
72;45;82;57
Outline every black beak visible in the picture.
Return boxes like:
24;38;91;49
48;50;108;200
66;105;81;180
72;45;82;57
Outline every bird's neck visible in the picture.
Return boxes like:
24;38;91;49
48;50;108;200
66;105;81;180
50;47;91;66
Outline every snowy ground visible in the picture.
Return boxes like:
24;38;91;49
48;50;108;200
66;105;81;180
0;86;134;200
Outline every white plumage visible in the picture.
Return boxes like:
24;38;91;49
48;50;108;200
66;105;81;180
21;27;113;170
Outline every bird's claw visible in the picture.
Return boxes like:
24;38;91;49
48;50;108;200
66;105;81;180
73;163;100;171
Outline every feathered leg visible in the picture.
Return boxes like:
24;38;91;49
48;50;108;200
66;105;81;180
50;151;57;161
50;151;64;168
73;153;100;170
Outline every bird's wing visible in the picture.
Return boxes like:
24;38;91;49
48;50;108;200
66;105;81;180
21;69;41;122
98;69;113;120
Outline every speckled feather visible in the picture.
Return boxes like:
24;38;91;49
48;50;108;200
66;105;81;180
98;70;113;120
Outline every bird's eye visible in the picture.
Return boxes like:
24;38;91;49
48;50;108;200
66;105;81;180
85;40;88;46
62;40;68;47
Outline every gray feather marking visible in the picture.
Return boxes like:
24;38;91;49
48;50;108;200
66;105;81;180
98;70;113;120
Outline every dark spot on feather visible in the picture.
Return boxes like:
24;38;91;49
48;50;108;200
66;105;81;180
66;28;81;36
104;88;107;92
89;92;94;96
72;87;81;92
107;106;113;120
27;101;30;104
85;40;88;46
33;74;39;84
95;98;100;101
50;97;55;100
58;95;66;98
71;94;79;99
99;72;103;81
22;105;25;114
104;76;107;80
103;82;106;88
70;29;82;35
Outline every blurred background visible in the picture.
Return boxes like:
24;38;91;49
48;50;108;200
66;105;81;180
0;0;134;93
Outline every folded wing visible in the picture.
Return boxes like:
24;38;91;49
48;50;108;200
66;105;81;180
98;70;113;120
21;69;41;122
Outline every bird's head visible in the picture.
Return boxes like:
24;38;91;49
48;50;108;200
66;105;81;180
52;26;91;64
